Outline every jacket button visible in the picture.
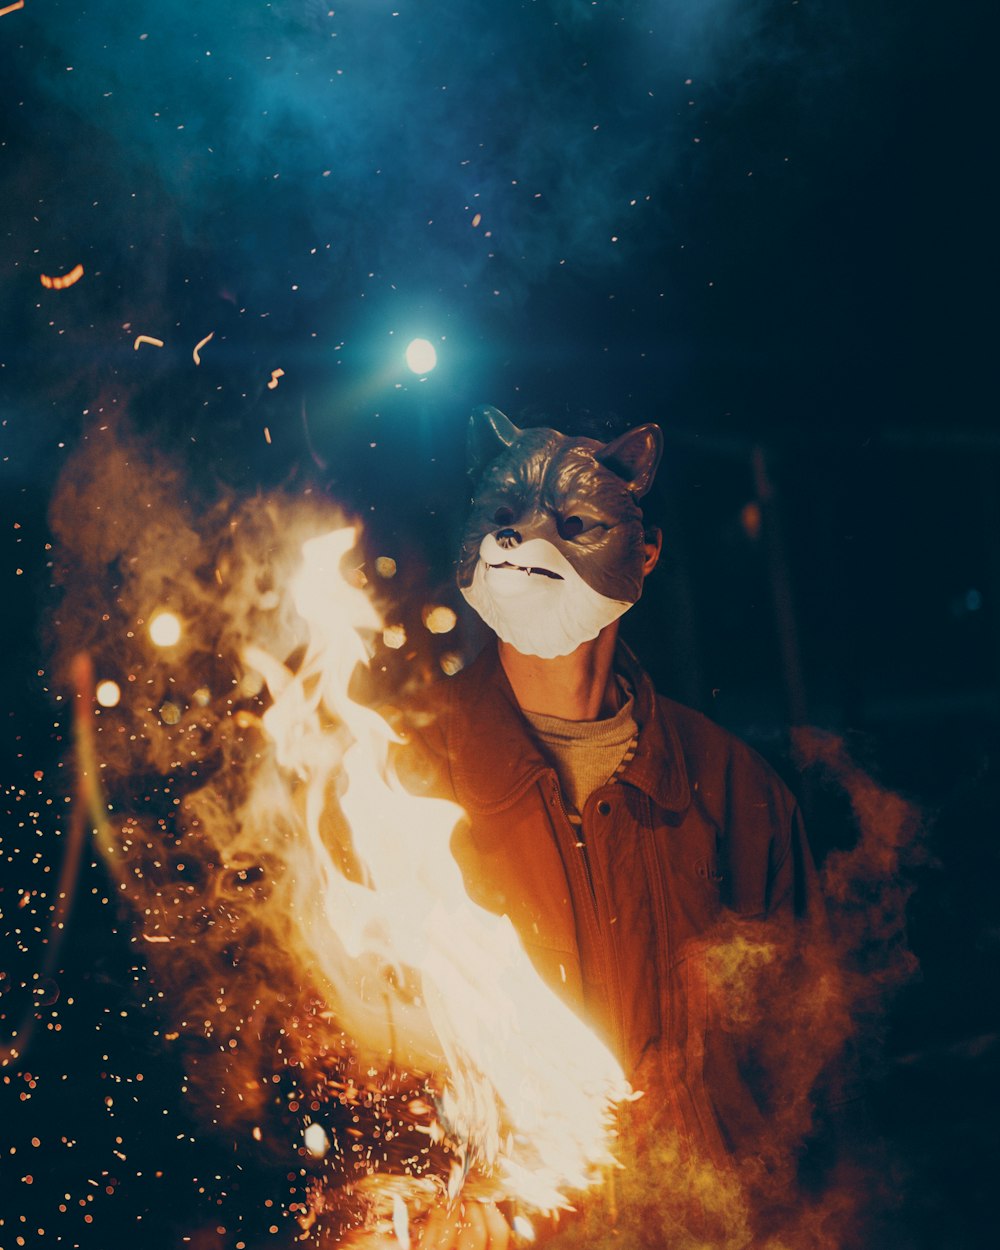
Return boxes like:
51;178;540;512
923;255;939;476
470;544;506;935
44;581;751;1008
597;800;611;816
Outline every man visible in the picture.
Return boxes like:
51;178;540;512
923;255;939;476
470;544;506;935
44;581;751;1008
406;406;826;1249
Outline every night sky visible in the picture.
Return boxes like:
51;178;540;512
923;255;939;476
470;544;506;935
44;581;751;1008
2;2;998;1247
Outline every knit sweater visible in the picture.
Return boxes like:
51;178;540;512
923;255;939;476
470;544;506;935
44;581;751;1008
520;677;638;818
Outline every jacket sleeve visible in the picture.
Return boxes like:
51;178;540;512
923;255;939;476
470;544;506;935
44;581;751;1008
767;796;826;928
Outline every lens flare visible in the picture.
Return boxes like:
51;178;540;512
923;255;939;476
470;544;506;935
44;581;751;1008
405;338;437;374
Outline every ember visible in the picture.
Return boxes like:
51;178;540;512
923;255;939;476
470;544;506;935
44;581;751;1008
39;262;84;290
192;330;214;364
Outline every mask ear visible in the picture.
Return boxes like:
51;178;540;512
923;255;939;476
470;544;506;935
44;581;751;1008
596;423;663;498
467;405;522;480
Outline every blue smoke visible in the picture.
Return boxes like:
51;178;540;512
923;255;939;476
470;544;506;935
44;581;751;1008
23;0;813;311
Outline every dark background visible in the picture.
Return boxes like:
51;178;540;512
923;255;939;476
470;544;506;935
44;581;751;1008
2;1;997;1246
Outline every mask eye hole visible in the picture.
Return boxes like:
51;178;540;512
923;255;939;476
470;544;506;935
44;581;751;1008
559;515;584;539
493;505;515;527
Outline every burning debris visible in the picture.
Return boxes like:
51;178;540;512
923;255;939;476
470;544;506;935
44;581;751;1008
192;331;215;365
39;262;85;290
132;333;165;351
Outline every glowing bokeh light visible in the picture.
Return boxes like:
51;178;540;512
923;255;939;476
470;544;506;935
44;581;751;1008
423;605;457;634
95;680;121;708
159;701;181;726
405;338;437;374
440;652;464;676
382;624;407;650
149;611;182;647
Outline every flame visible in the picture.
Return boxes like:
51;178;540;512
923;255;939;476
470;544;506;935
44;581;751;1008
244;526;628;1213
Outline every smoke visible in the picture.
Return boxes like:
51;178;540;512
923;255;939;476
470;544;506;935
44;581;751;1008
19;0;855;318
47;423;351;1119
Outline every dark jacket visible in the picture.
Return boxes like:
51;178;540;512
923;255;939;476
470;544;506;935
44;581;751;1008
399;642;824;1166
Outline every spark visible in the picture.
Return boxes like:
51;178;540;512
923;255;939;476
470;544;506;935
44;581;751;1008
133;334;164;351
0;2;26;17
39;262;84;290
264;426;272;444
267;367;285;389
192;331;214;364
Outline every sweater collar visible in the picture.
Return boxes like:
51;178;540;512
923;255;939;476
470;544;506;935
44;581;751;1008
443;640;691;815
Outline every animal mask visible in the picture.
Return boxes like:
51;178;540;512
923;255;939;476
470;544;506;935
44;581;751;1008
458;406;663;658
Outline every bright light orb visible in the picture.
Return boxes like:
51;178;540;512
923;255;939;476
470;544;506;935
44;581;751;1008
95;680;121;708
303;1123;330;1158
405;338;437;375
149;611;182;647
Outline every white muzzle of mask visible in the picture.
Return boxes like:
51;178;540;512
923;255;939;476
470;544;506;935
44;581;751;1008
461;534;631;658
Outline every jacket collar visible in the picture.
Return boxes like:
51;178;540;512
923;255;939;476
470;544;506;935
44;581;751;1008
442;640;691;816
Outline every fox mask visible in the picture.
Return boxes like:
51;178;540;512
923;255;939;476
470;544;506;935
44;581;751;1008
458;406;663;658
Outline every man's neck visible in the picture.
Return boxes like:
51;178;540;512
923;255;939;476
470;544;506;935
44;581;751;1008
498;624;621;721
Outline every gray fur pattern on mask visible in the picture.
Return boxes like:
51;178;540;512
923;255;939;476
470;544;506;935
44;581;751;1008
458;406;663;655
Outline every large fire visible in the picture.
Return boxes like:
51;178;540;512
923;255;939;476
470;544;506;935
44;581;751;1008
243;527;630;1215
74;507;629;1240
